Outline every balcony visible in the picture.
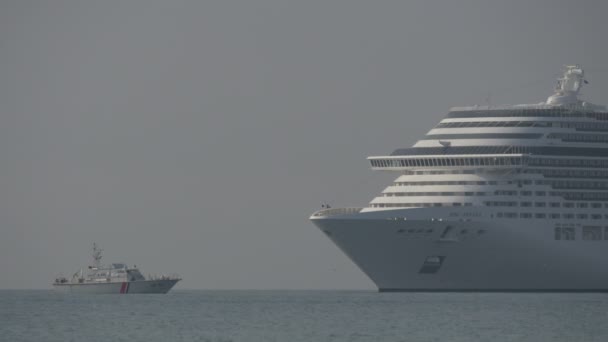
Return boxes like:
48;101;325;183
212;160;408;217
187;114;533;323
368;154;527;171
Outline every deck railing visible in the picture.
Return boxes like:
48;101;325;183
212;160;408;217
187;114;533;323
311;207;363;218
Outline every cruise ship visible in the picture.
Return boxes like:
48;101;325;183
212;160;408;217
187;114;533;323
310;65;608;292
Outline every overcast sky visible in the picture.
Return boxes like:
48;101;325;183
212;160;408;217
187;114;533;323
1;0;608;289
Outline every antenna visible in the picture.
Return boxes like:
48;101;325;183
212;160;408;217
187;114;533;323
485;91;492;108
92;243;103;268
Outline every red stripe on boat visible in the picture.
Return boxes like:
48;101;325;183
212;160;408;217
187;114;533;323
120;282;127;294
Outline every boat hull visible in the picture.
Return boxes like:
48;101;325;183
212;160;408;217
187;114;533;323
312;211;608;292
52;279;180;294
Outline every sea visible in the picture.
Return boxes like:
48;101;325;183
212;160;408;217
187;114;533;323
2;290;608;342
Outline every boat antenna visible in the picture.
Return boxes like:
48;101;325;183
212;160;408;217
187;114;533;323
92;243;103;268
485;90;492;108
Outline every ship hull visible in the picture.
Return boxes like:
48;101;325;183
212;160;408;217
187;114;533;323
52;279;179;294
312;212;608;292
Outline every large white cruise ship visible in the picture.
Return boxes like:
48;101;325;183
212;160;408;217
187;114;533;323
310;65;608;292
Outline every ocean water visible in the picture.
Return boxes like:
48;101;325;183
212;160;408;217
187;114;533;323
1;290;608;342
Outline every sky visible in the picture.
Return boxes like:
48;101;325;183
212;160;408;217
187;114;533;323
1;0;608;290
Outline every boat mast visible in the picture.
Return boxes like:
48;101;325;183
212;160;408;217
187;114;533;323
92;243;103;269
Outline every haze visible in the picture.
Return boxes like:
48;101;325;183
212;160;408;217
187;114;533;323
1;0;607;289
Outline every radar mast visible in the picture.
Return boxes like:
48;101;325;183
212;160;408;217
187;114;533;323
546;65;586;105
92;243;103;268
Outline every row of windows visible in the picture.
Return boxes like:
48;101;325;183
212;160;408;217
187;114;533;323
486;201;608;209
525;158;608;169
430;225;608;241
555;226;608;241
371;203;473;208
582;227;604;241
495;190;519;196
402;169;608;180
384;192;487;197
384;190;545;197
495;190;550;196
395;181;498;186
447;109;608;120
548;133;608;143
435;121;551;128
379;157;608;169
376;199;608;209
496;212;606;220
513;180;543;185
391;146;608;157
371;205;608;220
422;133;542;140
383;157;608;169
556;192;608;201
370;157;523;168
378;156;608;170
394;179;608;190
526;169;608;179
484;201;518;207
558;122;608;131
556;227;576;240
549;180;608;190
384;189;608;200
403;170;477;175
436;120;608;131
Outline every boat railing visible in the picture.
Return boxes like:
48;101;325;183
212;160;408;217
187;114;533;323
146;273;181;281
311;207;363;218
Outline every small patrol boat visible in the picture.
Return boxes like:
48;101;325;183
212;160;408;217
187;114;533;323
53;243;181;294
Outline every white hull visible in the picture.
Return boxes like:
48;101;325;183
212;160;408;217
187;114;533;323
312;209;608;292
53;279;179;294
311;65;608;292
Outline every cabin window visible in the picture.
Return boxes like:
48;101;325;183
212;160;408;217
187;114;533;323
555;227;575;240
583;226;602;241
